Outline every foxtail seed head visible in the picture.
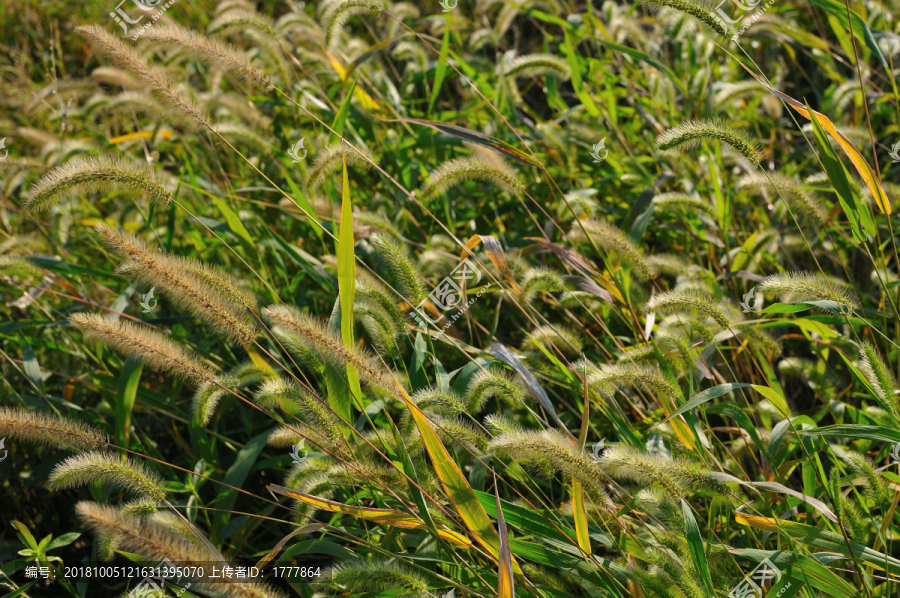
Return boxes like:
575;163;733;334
24;157;173;212
656;119;761;166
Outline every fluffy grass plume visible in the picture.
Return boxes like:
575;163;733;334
0;256;44;279
601;446;722;497
70;313;217;386
76;25;211;130
322;0;385;49
841;451;889;507
24;157;173;211
571;219;653;281
215;122;272;152
759;271;860;310
656;119;761;166
651;192;717;217
89;66;142;89
713;81;764;107
420;156;524;197
644;289;731;328
524;324;584;356
50;452;167;502
193;378;237;426
488;428;615;508
410;386;467;415
327;560;428;594
76;502;287;598
584;362;683;408
306;141;377;192
263;304;400;395
370;233;429;305
356;282;408;331
642;0;733;37
737;172;827;224
859;342;899;421
432;415;489;452
503;53;572;80
207;4;283;43
645;253;691;277
140;24;272;90
255;377;345;446
522;267;566;297
96;224;257;345
466;368;525;413
0;407;107;451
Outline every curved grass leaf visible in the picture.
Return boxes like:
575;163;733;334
385;119;540;167
680;499;715;597
268;485;473;547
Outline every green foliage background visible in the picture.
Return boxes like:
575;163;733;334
1;0;900;596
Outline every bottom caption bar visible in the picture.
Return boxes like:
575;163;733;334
24;559;329;587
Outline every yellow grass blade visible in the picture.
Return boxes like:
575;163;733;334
268;484;472;547
741;67;891;214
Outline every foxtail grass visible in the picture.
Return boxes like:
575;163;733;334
325;560;428;594
488;428;615;509
570;219;653;281
420;157;524;197
76;25;212;130
306;141;377;192
263;305;401;395
657;119;761;166
370;234;429;305
466;368;525;413
642;0;734;37
76;502;287;598
322;0;385;48
503;53;572;80
0;407;107;451
644;289;731;328
759;271;859;311
70;313;217;386
50;452;167;502
24;157;173;211
737;172;827;224
96;224;258;345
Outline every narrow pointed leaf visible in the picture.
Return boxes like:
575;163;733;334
805;99;872;242
268;485;472;547
495;479;515;598
680;499;716;597
740;66;891;213
338;151;362;408
394;380;521;572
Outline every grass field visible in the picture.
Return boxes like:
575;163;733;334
2;0;900;596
